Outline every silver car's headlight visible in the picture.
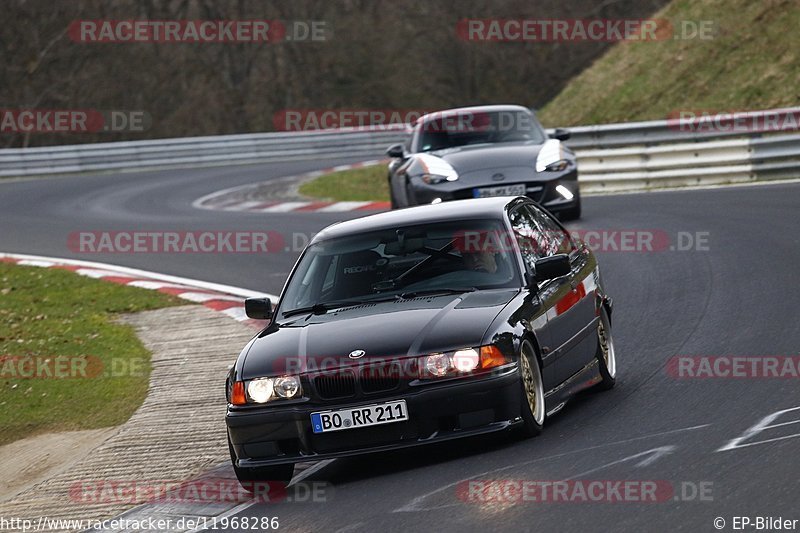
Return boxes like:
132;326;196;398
421;173;459;184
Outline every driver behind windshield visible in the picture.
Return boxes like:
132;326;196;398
461;249;498;274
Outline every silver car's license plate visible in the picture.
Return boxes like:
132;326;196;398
311;400;408;433
473;184;526;198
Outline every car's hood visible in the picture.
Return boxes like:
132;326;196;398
431;142;544;173
241;289;518;379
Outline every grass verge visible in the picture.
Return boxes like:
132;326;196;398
539;0;800;126
298;165;389;202
0;263;181;446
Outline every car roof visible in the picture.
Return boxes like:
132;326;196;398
416;104;531;124
311;197;521;243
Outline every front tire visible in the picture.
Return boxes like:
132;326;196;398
389;174;400;209
595;307;617;390
404;181;417;207
518;340;545;437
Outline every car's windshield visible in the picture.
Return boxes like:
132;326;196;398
416;110;546;152
279;219;521;316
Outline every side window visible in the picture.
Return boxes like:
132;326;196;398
294;254;340;306
509;206;544;272
523;205;576;256
321;256;339;295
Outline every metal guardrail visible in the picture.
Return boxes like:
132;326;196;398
0;127;409;177
577;133;800;192
1;108;799;191
564;107;800;148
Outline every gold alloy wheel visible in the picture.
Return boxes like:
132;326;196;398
598;313;617;378
520;345;545;425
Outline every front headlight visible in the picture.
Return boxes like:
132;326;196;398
247;378;275;403
421;173;459;184
541;159;570;172
243;375;302;404
424;353;451;377
416;153;459;183
274;375;301;398
535;139;570;172
418;345;510;379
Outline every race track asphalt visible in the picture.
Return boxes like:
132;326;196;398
2;162;798;532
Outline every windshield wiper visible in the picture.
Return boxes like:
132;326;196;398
399;287;477;299
281;303;330;318
372;239;460;292
281;294;401;318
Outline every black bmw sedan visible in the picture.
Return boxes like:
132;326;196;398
226;196;616;486
385;105;581;220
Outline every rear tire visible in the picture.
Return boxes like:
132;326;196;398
595;307;617;390
518;341;545;437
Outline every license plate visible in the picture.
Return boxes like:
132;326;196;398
473;184;526;198
311;400;408;434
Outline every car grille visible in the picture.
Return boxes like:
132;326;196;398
314;370;356;399
312;361;408;399
360;363;402;393
526;185;546;203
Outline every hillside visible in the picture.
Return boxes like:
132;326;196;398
539;0;799;126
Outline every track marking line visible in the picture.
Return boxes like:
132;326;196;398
564;445;677;480
255;201;313;212
289;459;336;486
393;423;710;513
315;201;373;212
183;459;338;532
717;406;800;452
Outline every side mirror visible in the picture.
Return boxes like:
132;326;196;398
245;297;273;319
386;143;406;158
549;128;571;141
533;254;571;283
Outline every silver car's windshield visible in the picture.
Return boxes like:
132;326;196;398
279;219;521;316
416;110;546;152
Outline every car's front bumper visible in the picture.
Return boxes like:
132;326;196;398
407;167;579;214
226;366;522;468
